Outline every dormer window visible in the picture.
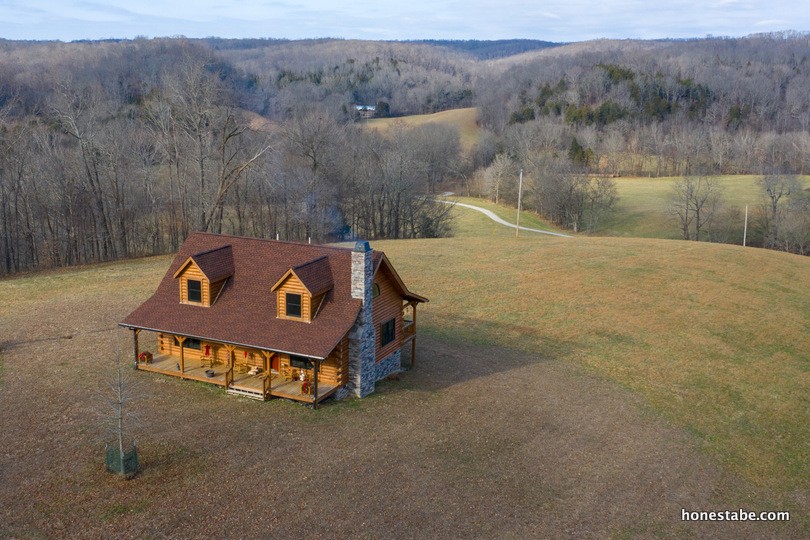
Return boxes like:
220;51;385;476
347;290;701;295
286;293;302;318
271;256;334;323
172;244;234;307
188;280;202;303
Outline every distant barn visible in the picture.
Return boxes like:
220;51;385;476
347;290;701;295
354;104;377;119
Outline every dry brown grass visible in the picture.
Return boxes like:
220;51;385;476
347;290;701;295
364;107;480;152
379;236;810;496
0;237;807;538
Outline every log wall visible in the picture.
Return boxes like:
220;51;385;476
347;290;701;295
275;275;312;321
178;263;210;305
156;332;348;387
372;270;403;362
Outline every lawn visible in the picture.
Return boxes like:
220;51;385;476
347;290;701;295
0;229;807;536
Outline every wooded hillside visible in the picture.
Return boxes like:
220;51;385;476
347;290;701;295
1;34;809;275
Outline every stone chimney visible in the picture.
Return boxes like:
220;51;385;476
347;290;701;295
347;241;375;398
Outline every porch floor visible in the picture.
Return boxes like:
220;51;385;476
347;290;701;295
139;353;227;385
137;354;340;403
270;378;339;402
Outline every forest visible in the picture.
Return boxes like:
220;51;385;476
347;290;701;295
1;33;809;274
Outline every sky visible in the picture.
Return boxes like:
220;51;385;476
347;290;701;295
0;1;806;43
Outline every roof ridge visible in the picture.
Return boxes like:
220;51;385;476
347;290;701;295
191;244;233;258
293;255;329;270
188;232;360;253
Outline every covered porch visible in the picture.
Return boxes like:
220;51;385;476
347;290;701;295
128;329;340;407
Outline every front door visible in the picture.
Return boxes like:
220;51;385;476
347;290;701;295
270;353;279;372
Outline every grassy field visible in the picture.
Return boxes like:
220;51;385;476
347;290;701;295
446;196;561;238
0;224;808;536
409;229;810;486
596;175;810;239
364;107;480;152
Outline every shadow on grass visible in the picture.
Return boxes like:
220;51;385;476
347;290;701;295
392;316;577;394
132;442;210;480
1;326;118;352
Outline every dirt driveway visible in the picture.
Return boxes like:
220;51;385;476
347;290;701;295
0;305;799;538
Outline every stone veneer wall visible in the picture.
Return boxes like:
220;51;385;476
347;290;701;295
374;349;401;382
347;242;376;398
336;349;402;400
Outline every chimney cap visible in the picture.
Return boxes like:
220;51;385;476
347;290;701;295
353;240;371;253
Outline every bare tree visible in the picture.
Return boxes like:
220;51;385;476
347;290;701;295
483;154;518;204
690;176;724;241
670;175;724;241
760;174;802;248
780;190;810;254
670;176;693;241
50;81;118;260
100;350;142;479
282;108;344;240
585;177;619;232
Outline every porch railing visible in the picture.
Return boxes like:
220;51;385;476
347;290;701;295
403;321;415;339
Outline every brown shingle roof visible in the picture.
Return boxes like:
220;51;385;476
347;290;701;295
121;233;365;359
191;245;234;283
292;256;334;296
172;244;235;283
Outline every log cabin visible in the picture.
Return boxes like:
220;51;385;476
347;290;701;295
119;233;427;407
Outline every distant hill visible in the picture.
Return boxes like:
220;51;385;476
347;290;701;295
199;37;561;60
406;39;561;59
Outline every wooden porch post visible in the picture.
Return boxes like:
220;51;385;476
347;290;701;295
224;344;236;388
262;351;272;398
411;303;417;369
176;336;186;374
313;359;319;410
132;328;141;369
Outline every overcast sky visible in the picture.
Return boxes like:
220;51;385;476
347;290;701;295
0;1;806;43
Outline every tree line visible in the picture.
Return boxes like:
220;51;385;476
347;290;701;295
668;173;809;254
0;40;458;275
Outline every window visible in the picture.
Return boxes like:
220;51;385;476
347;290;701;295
187;279;202;303
372;283;380;298
381;318;396;347
174;337;201;350
290;355;311;369
286;293;302;317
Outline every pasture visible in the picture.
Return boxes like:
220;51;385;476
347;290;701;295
0;221;807;537
598;175;810;239
364;107;480;152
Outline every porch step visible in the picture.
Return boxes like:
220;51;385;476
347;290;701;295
226;387;266;400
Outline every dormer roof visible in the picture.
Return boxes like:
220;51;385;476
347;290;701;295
173;244;234;283
270;256;334;297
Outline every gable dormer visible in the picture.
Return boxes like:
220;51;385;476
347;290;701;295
173;245;234;307
271;256;333;322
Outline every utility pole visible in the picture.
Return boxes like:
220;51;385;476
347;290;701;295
515;169;523;238
743;204;748;247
